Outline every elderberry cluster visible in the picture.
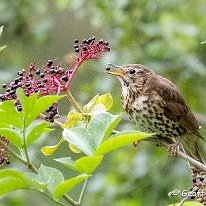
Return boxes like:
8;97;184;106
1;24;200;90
0;136;10;166
73;36;110;60
0;59;65;121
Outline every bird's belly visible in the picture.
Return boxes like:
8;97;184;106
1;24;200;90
125;97;185;138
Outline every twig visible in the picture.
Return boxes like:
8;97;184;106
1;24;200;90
78;179;88;204
160;141;206;171
64;89;83;113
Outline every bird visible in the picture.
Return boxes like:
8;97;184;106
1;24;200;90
106;63;205;169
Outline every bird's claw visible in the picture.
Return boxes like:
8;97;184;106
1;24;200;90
167;143;179;157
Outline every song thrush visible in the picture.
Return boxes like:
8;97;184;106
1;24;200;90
106;63;205;168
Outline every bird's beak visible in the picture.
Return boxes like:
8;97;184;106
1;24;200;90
105;63;127;77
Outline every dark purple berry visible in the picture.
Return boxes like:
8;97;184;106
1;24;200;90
2;84;7;88
106;67;110;71
74;39;79;44
75;48;79;52
40;73;45;78
36;69;40;75
16;106;22;111
61;76;68;82
47;60;53;66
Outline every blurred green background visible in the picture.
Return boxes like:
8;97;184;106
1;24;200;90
0;0;206;205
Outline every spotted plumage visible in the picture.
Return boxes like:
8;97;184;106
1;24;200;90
107;63;205;166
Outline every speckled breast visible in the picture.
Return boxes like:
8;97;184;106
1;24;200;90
122;94;186;138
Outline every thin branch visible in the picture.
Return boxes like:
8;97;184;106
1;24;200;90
64;89;83;113
63;194;79;206
78;179;88;204
160;141;206;171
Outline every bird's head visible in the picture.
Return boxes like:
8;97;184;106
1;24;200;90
106;63;154;88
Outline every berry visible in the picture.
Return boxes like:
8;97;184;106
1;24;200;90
2;84;6;88
75;48;79;52
40;73;45;78
36;69;40;75
106;67;110;71
74;39;79;44
47;60;53;67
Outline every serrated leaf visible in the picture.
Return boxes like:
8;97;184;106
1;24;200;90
62;110;83;128
95;130;153;155
0;128;22;147
26;121;52;146
63;127;94;156
0;100;23;128
55;156;103;174
69;143;81;153
53;174;90;198
87;112;122;150
0;170;44;196
95;93;113;111
34;165;64;194
41;138;65;155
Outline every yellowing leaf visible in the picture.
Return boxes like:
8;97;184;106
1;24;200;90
95;93;113;111
62;111;83;128
83;93;113;114
83;94;99;113
69;143;81;153
41;138;65;155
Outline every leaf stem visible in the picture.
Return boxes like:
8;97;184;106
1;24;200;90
64;89;83;113
78;179;88;204
34;189;68;206
63;194;79;206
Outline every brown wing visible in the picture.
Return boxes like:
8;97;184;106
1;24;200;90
154;75;203;139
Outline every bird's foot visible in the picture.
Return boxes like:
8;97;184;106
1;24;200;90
133;141;141;147
167;142;179;157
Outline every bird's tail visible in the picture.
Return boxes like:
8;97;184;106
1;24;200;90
180;133;205;168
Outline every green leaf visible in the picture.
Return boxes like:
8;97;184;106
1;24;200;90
63;127;94;156
200;41;206;44
27;95;64;126
87;112;122;149
62;110;83;128
55;156;103;174
0;128;22;147
16;89;64;127
16;88;38;116
41;138;65;155
168;202;202;206
75;155;103;174
54;157;76;170
0;170;44;196
26;121;52;146
33;165;64;194
53;174;90;198
0;100;23;128
95;130;153;155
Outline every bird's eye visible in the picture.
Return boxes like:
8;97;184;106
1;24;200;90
129;69;135;74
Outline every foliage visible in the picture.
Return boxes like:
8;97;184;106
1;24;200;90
0;1;206;206
0;89;152;205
